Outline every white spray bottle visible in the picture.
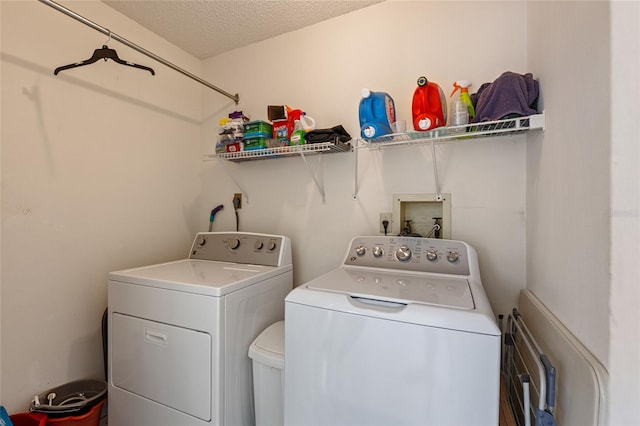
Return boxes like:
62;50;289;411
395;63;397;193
450;80;475;119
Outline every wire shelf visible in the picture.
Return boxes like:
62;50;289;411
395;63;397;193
203;141;352;163
352;113;545;199
358;113;545;149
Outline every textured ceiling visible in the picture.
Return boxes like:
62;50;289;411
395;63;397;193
102;0;383;59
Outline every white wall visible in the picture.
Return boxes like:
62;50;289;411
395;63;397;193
1;0;205;412
201;1;530;321
526;1;610;367
3;0;636;422
527;1;640;423
609;1;640;423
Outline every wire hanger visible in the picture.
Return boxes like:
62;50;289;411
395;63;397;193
54;31;155;76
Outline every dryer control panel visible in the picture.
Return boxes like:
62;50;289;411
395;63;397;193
189;232;291;267
344;236;471;276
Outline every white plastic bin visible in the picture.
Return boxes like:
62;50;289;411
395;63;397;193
249;321;285;426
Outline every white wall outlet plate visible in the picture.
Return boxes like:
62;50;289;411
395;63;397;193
379;212;392;234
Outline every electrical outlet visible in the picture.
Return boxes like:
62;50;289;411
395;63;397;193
380;212;392;234
233;193;242;209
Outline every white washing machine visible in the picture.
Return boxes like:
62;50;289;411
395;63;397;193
108;232;292;426
285;236;501;426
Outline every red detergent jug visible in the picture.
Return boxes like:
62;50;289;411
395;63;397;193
411;76;447;131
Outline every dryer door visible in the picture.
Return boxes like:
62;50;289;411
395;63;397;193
111;313;212;421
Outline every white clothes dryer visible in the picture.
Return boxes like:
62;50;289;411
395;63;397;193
108;232;292;426
285;236;501;426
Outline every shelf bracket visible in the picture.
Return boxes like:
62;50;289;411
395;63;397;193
217;159;249;204
353;140;360;200
351;138;442;201
430;139;443;201
300;153;326;203
352;113;545;201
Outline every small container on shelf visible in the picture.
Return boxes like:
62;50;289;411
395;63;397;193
244;136;268;151
226;142;242;153
243;121;272;137
272;120;289;145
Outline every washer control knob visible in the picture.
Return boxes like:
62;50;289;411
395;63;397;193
254;240;264;250
373;246;384;258
196;236;207;247
227;238;240;250
267;241;277;251
355;245;367;256
446;250;459;263
395;246;412;262
426;249;438;261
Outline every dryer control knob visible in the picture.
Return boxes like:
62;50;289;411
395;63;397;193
446;250;459;263
196;236;207;247
254;240;264;250
426;249;438;261
395;246;412;262
267;241;277;251
373;246;384;258
227;238;240;250
355;246;367;256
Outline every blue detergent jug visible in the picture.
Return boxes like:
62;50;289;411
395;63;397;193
359;88;396;139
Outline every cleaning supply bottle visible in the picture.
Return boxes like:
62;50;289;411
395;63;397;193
358;88;396;139
411;76;447;131
289;120;306;145
450;80;475;119
286;107;303;138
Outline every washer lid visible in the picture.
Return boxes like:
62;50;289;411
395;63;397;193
306;267;474;310
109;259;290;296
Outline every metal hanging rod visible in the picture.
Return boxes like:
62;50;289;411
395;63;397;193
38;0;240;104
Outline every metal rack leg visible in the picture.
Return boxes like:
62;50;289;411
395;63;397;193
353;143;359;200
430;139;443;201
300;153;326;203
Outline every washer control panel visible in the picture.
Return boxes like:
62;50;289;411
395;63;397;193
345;236;470;275
189;232;287;266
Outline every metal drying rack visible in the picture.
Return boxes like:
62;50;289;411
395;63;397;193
502;308;557;426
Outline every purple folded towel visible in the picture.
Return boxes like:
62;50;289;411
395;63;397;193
470;72;539;123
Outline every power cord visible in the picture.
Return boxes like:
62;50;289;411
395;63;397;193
382;219;389;235
232;194;242;231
